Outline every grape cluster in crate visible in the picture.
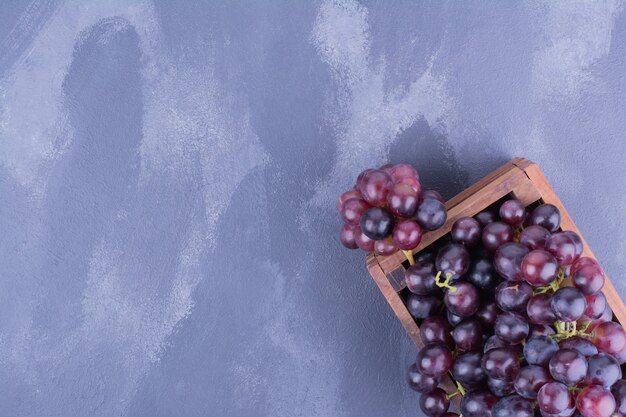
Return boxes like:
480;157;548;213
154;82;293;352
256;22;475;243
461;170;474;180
337;164;626;417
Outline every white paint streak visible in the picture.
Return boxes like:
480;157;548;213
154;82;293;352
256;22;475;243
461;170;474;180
308;0;451;209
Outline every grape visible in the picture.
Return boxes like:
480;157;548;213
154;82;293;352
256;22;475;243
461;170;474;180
588;305;614;332
521;249;559;287
614;344;626;365
530;324;556;337
492;394;534;417
481;347;521;381
537;382;574;415
484;335;507;352
562;231;583;258
420;316;453;346
500;199;527;226
374;238;398;256
576;385;616;417
476;302;501;327
550;287;587;322
339;223;359;249
549;349;587;386
558;336;598;357
592;322;626;355
495;281;533;312
392;219;422;250
406;293;440;319
422;189;445;204
571;258;605;296
406;261;438;295
341;198;370;225
527;293;558;325
515;365;553;399
475;210;497;227
447;310;464;327
415;248;436;263
416;198;447;231
451;217;482;247
545;232;579;266
387;183;419;217
444;281;480;317
407;363;438;393
494;243;529;281
488;377;516;397
524;335;559;366
358;169;392;206
389;163;418;181
529;204;561;232
585;353;622;387
460;389;498;417
355;168;375;189
337;189;362;212
584;292;607;320
354;227;375;251
482;221;514;252
436;243;470;281
360;207;394;240
519;225;551;250
452;351;487;387
416;343;454;378
610;379;626;416
396;176;421;194
495;311;529;344
453;319;483;351
420;387;450;417
466;255;501;291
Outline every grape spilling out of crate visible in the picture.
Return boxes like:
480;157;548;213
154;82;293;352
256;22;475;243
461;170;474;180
337;164;626;417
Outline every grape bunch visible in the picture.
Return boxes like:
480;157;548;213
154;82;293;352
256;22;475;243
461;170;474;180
405;198;626;417
337;164;447;257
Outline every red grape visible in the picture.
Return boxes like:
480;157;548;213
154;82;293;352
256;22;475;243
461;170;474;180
593;322;626;355
460;390;498;417
360;207;394;240
354;227;375;251
466;255;501;291
452;351;487;387
563;230;583;258
495;281;533;313
494;242;529;282
389;163;418;181
453;318;483;351
537;382;574;415
416;198;447;231
559;336;598;357
550;287;587;322
416;343;454;378
585;353;622;387
373;238;398;256
392;219;422;250
500;199;527;226
515;365;553;399
395;175;421;194
406;293;440;319
571;257;605;296
436;243;470;281
484;335;507;352
521;249;558;287
545;232;579;266
358;169;392;206
610;379;626;416
339;223;359;249
519;225;551;250
482;221;514;252
527;293;558;325
444;281;480;317
341;197;370;225
529;204;561;232
387;183;419;217
420;387;450;417
495;311;529;344
407;363;438;393
524;335;559;366
405;261;438;295
420;316;453;346
476;302;501;327
336;189;362;212
451;216;482;247
549;349;587;386
475;210;497;226
482;347;521;381
422;189;445;203
488;377;516;397
576;385;616;417
492;394;534;417
585;292;607;320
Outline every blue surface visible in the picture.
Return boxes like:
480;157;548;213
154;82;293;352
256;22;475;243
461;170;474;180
1;1;625;416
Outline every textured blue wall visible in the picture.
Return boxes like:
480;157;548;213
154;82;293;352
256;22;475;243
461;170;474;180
1;1;625;416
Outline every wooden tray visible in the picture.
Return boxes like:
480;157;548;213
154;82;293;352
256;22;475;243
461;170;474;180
366;157;626;402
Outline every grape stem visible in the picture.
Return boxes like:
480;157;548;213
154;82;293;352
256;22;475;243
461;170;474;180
551;320;591;341
402;250;415;266
435;271;458;293
533;268;566;295
513;225;524;243
446;380;467;400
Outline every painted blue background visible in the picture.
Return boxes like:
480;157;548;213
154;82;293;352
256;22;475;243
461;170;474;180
1;1;625;416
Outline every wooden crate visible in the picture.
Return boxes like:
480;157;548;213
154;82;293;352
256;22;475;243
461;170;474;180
366;157;626;402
